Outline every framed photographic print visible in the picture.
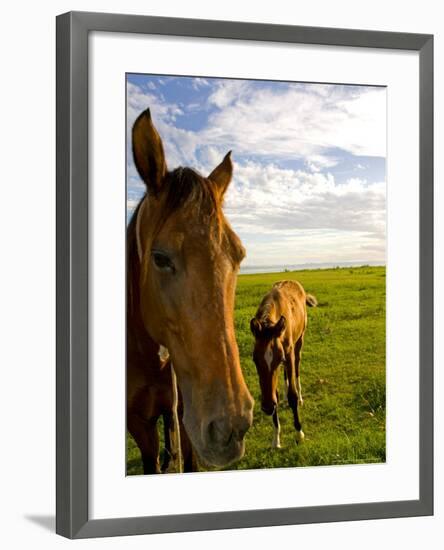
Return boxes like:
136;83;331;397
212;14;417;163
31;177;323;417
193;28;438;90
56;11;434;539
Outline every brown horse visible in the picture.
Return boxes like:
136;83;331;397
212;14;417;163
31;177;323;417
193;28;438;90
127;108;254;473
250;280;317;448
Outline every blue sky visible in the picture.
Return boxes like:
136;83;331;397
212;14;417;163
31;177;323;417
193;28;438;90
127;74;386;269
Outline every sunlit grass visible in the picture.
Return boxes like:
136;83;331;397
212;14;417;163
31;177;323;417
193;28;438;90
127;265;386;474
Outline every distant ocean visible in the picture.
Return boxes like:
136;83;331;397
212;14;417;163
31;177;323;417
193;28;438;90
239;261;385;275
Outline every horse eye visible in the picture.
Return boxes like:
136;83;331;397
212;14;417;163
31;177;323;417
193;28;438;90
152;251;175;273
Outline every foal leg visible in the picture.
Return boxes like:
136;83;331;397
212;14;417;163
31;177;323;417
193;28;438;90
272;407;281;449
128;413;161;474
285;350;305;444
294;337;304;406
283;369;289;399
271;387;281;449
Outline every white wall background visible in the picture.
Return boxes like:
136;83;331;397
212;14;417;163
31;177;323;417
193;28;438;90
0;0;441;548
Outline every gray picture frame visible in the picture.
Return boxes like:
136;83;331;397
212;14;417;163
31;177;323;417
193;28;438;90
56;11;434;539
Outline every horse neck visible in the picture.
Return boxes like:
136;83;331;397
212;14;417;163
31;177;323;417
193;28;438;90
127;200;143;320
127;198;161;367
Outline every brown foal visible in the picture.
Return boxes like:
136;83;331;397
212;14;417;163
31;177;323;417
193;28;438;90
250;280;317;448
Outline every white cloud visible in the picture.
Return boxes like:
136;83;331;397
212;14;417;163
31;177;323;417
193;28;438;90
126;79;386;266
225;161;385;233
223;160;385;266
241;231;384;267
305;154;339;172
127;80;386;175
204;82;386;160
191;77;210;90
207;80;250;109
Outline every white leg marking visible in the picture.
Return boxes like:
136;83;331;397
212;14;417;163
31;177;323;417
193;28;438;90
296;376;303;406
295;429;305;444
272;423;281;449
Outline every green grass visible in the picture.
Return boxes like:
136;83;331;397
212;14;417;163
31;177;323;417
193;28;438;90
127;265;386;474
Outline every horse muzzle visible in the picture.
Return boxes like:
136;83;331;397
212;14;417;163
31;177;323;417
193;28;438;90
198;412;253;467
177;362;255;468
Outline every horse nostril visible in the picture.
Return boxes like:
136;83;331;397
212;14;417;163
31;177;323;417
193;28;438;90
207;418;233;447
206;414;251;447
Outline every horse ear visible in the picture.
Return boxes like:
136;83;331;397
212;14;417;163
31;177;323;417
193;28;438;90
132;108;167;195
273;316;286;337
208;151;233;198
250;318;262;337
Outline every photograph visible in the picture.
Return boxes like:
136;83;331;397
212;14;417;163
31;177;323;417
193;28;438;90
126;73;387;475
0;2;436;545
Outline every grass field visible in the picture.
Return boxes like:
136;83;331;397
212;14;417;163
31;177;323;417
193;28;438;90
127;265;386;474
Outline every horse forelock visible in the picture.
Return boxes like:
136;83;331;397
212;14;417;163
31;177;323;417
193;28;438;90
163;167;222;224
253;301;279;341
134;166;224;247
131;166;245;273
259;301;275;326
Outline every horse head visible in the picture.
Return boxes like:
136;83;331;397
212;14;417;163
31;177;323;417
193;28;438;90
250;315;286;415
131;109;254;467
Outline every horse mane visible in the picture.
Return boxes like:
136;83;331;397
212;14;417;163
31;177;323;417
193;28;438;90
127;198;144;318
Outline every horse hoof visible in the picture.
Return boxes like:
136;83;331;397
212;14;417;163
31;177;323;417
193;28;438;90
298;397;304;407
295;430;305;444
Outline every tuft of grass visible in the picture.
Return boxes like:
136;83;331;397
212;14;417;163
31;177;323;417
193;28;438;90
127;265;386;474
